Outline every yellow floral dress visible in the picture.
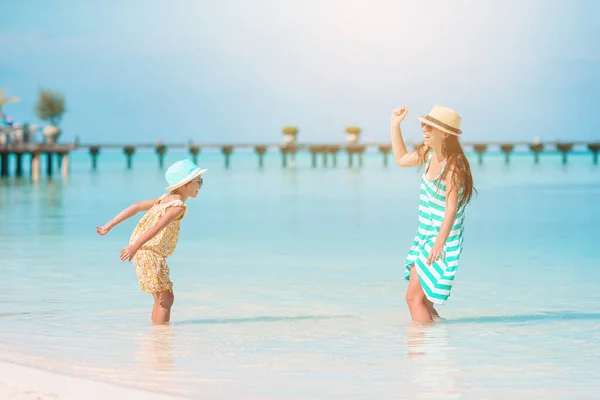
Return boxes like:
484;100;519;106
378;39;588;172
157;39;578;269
129;194;187;293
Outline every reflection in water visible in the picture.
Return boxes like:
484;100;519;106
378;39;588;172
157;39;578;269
0;178;66;237
40;180;67;236
177;314;353;325
44;179;64;210
406;322;430;358
137;324;174;372
406;322;463;399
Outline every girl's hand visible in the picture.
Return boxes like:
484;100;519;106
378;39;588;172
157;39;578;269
120;244;139;262
427;242;445;266
96;224;112;235
391;106;408;127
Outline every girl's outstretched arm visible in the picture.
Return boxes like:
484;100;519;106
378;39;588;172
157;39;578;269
96;198;158;235
120;205;185;261
390;106;425;168
427;169;459;265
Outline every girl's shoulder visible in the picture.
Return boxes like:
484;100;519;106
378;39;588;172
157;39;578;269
156;193;186;206
426;149;435;161
155;194;187;212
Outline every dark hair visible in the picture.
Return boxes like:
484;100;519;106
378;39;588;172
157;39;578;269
414;135;476;211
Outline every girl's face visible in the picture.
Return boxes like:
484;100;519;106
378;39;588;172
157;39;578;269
183;177;203;198
421;122;448;148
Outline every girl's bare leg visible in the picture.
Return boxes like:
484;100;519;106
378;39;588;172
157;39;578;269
153;291;174;324
424;297;440;319
406;266;433;323
151;293;159;322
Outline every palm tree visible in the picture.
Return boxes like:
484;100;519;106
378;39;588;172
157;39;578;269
0;91;21;119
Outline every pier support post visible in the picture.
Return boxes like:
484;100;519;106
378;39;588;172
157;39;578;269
60;153;69;178
46;152;53;177
189;145;200;164
56;153;64;175
309;146;321;168
379;144;392;167
529;143;543;164
347;145;366;168
254;145;267;168
556;143;573;165
221;145;233;168
327;145;340;168
123;146;135;169
31;153;40;182
56;151;63;171
500;144;514;165
473;144;487;165
0;153;8;177
280;145;296;168
281;146;288;168
587;143;600;165
90;146;100;170
156;142;167;169
15;153;23;176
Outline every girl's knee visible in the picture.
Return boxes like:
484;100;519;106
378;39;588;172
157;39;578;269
158;292;174;308
405;289;425;305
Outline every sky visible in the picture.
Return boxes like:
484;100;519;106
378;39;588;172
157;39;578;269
1;0;599;144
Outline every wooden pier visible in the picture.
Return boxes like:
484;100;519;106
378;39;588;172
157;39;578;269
1;140;599;181
80;140;600;170
82;142;399;170
0;143;74;180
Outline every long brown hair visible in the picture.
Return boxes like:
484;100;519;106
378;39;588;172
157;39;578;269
414;135;476;211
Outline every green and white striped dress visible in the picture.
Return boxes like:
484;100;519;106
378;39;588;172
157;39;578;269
404;151;466;304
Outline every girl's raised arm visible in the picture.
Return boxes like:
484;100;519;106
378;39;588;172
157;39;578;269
390;106;426;168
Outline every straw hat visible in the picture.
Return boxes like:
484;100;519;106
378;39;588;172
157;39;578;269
418;105;462;136
165;159;207;192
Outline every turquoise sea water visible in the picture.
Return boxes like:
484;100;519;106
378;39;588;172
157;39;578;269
1;149;599;399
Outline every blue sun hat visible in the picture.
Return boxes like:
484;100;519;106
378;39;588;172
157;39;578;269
165;159;207;192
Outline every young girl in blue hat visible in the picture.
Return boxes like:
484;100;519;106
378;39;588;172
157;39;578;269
96;159;207;324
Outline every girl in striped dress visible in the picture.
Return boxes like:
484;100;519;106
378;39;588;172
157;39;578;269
390;105;475;323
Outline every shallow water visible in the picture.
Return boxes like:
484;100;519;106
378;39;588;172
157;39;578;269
1;150;599;399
